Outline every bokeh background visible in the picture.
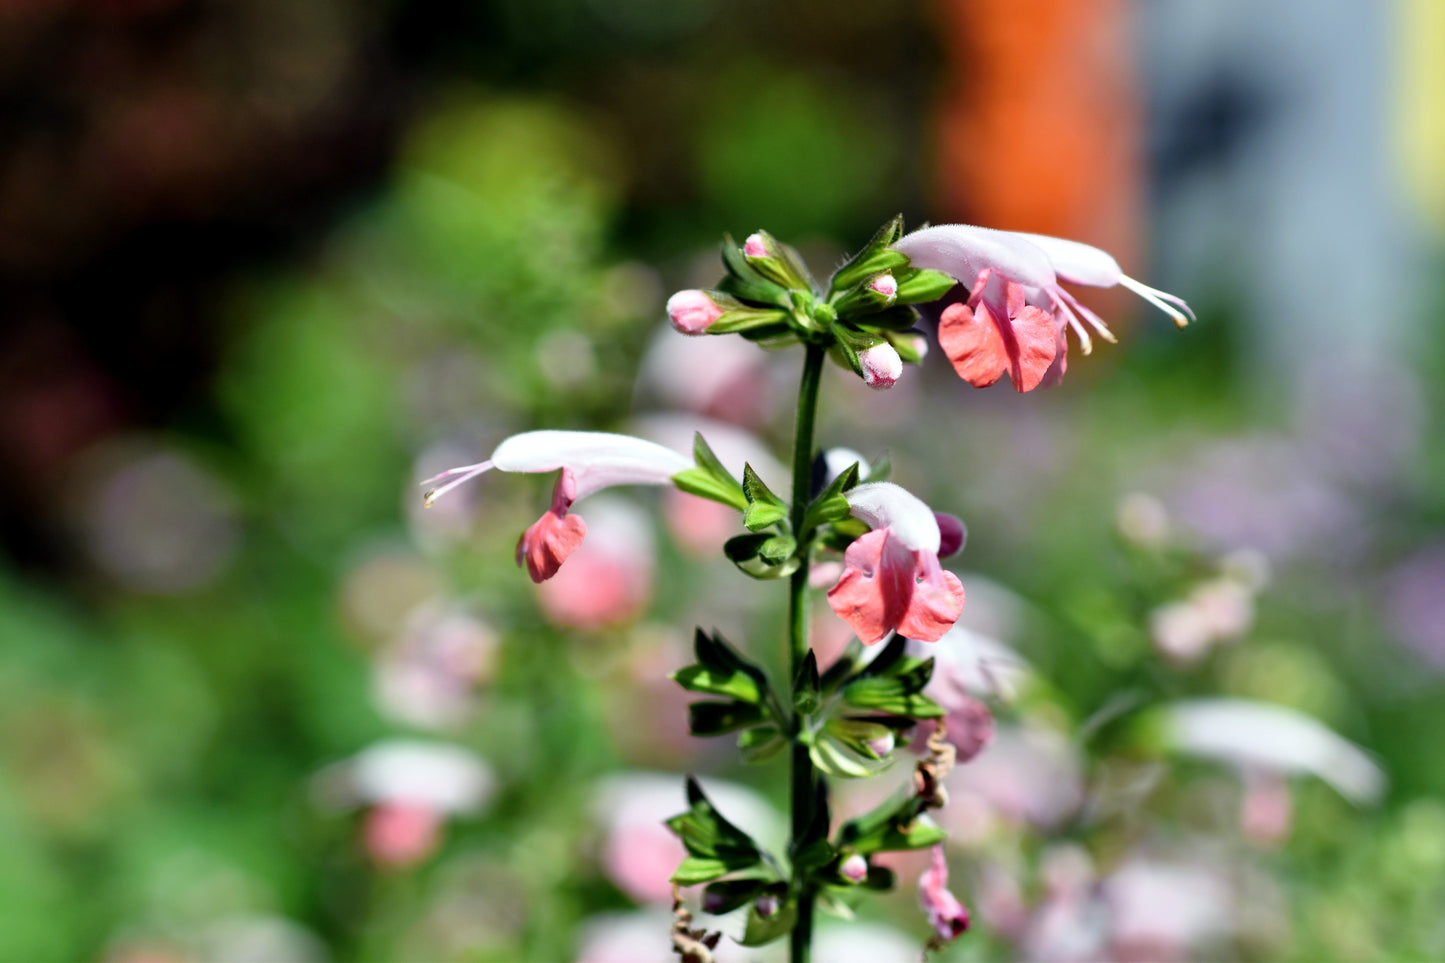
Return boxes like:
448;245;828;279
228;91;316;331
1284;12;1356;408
3;0;1445;960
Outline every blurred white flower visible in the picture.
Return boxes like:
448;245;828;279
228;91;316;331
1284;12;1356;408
1159;698;1384;804
316;740;495;814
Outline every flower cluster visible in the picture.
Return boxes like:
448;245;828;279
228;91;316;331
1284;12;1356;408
424;215;1191;957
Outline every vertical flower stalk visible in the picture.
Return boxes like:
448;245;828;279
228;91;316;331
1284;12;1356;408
786;343;826;963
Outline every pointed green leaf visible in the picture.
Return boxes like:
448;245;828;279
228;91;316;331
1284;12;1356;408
756;534;797;565
720;234;790;306
669;777;764;861
701;878;772;915
738;725;787;763
802;461;860;533
689;699;768;736
793;650;821;717
893;268;958;304
673;665;763;703
708;306;791;335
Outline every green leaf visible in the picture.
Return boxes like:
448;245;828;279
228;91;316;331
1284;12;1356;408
810;732;891;778
801;461;860;533
671;856;747;886
841;676;943;718
673;665;762;703
708;306;791;335
828;215;908;293
835;791;947;855
853;632;908;680
884;328;926;364
828;339;863;378
756;534;797;565
688;699;768;736
720;234;790;306
701;878;772;915
738;898;798;947
674;628;770;705
846;304;919;331
723;534;800;580
793;650;821;717
741;463;788;531
893;268;958;304
673;433;748;511
696;627;770;687
674;468;745;511
668;777;764;864
738;725;787;763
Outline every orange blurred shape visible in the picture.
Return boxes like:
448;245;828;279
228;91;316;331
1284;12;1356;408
931;0;1141;311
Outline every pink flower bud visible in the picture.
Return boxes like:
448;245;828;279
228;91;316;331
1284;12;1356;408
743;233;769;259
868;272;898;303
935;513;966;558
859;343;902;389
865;732;895;759
755;894;780;918
840;853;869;884
666;290;725;336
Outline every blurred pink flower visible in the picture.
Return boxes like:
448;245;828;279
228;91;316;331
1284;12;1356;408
373;603;498;730
918;846;970;945
535;497;654;629
422;431;690;582
946;725;1084;832
363;801;442;869
312;740;494;871
893;225;1191;392
826;483;965;645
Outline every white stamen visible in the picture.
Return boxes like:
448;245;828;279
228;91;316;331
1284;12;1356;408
421;460;494;507
1119;275;1194;328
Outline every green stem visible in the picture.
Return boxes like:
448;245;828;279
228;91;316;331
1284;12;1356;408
787;343;825;963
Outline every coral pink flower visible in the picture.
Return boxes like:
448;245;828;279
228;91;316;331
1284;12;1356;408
826;482;965;645
892;224;1193;392
918;846;970;944
422;431;691;583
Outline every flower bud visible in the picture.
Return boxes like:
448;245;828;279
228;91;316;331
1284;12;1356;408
935;513;966;558
859;343;902;389
865;732;895;759
868;272;898;304
839;853;869;885
755;894;780;919
743;233;769;259
666;290;725;335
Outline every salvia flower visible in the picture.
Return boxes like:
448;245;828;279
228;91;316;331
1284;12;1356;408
918;845;970;945
826;482;965;645
892;224;1193;392
422;431;691;582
